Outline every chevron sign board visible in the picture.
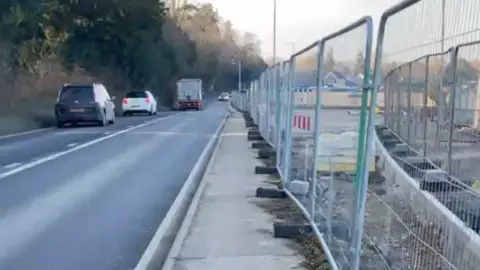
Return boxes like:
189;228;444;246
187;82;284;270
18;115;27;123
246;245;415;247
292;109;315;133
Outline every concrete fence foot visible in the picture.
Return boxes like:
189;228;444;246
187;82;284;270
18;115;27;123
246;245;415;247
258;147;275;158
255;187;286;198
247;128;259;135
254;165;277;175
245;122;257;128
252;141;269;149
257;149;272;159
273;220;312;239
247;134;263;141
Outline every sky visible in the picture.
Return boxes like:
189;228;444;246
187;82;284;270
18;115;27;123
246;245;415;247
195;0;400;60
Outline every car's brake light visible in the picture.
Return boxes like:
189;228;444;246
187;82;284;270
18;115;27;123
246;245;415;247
145;98;150;103
123;98;128;104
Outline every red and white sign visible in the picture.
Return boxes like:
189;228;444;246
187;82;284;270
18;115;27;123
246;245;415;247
292;115;311;130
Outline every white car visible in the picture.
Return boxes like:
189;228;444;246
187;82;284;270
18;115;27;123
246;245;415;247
122;90;157;116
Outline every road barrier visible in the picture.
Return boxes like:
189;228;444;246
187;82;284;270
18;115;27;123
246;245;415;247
230;0;480;269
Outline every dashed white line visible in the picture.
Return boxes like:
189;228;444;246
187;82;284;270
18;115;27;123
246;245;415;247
67;143;78;148
0;128;51;140
0;113;181;179
3;163;22;169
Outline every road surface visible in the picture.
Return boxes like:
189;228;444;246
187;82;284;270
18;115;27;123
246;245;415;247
0;101;228;270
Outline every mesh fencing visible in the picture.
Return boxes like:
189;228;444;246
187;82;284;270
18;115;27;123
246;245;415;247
371;0;480;269
232;0;480;268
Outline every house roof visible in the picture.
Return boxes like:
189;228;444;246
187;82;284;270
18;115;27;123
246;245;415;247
324;71;359;87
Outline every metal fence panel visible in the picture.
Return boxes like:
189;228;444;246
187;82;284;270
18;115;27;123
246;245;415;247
277;61;292;179
309;17;374;270
370;0;480;269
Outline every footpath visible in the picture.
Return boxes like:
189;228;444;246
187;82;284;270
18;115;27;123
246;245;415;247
162;110;304;270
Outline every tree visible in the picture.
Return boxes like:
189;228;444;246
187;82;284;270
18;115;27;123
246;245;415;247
354;51;365;75
0;0;267;127
324;48;335;72
426;58;478;105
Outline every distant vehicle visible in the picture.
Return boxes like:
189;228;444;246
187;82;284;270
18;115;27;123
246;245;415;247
122;90;157;116
176;78;203;110
54;83;115;128
218;92;230;101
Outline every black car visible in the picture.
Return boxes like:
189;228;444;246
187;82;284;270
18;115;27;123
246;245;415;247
54;83;116;128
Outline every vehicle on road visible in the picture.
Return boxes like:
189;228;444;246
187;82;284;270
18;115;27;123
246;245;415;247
55;83;116;128
218;92;230;101
122;90;157;116
176;78;203;110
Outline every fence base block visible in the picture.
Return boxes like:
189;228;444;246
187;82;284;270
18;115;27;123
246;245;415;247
254;165;277;175
247;129;261;136
258;148;275;159
273;220;312;239
252;141;269;149
247;128;259;136
255;187;286;198
247;134;263;141
287;180;310;195
245;121;257;128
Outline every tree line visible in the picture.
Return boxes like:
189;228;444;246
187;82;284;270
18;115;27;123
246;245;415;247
0;0;267;123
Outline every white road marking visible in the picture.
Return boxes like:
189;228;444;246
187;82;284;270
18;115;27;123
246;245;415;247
3;163;22;169
0;128;51;140
221;132;248;136
0;113;180;180
0;115;193;260
132;131;210;137
67;143;78;148
104;132;111;135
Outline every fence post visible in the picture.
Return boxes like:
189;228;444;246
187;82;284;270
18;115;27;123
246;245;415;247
349;16;374;270
406;63;412;143
310;42;324;220
422;56;430;156
446;47;459;177
284;58;295;184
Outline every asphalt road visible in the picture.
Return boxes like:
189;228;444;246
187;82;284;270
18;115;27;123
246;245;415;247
0;100;228;270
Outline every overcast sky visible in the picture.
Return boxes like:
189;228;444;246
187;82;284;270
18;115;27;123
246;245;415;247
196;0;400;59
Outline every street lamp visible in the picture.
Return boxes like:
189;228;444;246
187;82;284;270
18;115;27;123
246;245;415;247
273;0;277;64
231;58;242;91
285;42;295;55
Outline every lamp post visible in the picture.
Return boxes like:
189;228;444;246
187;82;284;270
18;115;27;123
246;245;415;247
273;0;277;64
285;42;295;55
231;58;242;91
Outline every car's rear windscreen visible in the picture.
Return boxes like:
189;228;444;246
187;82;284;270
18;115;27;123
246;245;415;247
126;91;148;98
59;86;94;102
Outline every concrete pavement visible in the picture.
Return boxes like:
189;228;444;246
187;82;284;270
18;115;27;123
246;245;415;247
0;102;228;270
163;111;304;270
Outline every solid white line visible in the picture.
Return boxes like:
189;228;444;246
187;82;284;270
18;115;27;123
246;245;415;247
0;128;51;140
3;163;22;169
134;113;228;270
0;113;180;180
161;122;225;270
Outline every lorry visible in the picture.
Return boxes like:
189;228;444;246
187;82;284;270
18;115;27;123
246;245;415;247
175;78;203;110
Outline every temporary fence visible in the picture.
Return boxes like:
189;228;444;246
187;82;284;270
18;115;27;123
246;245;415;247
371;0;480;269
230;0;480;269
